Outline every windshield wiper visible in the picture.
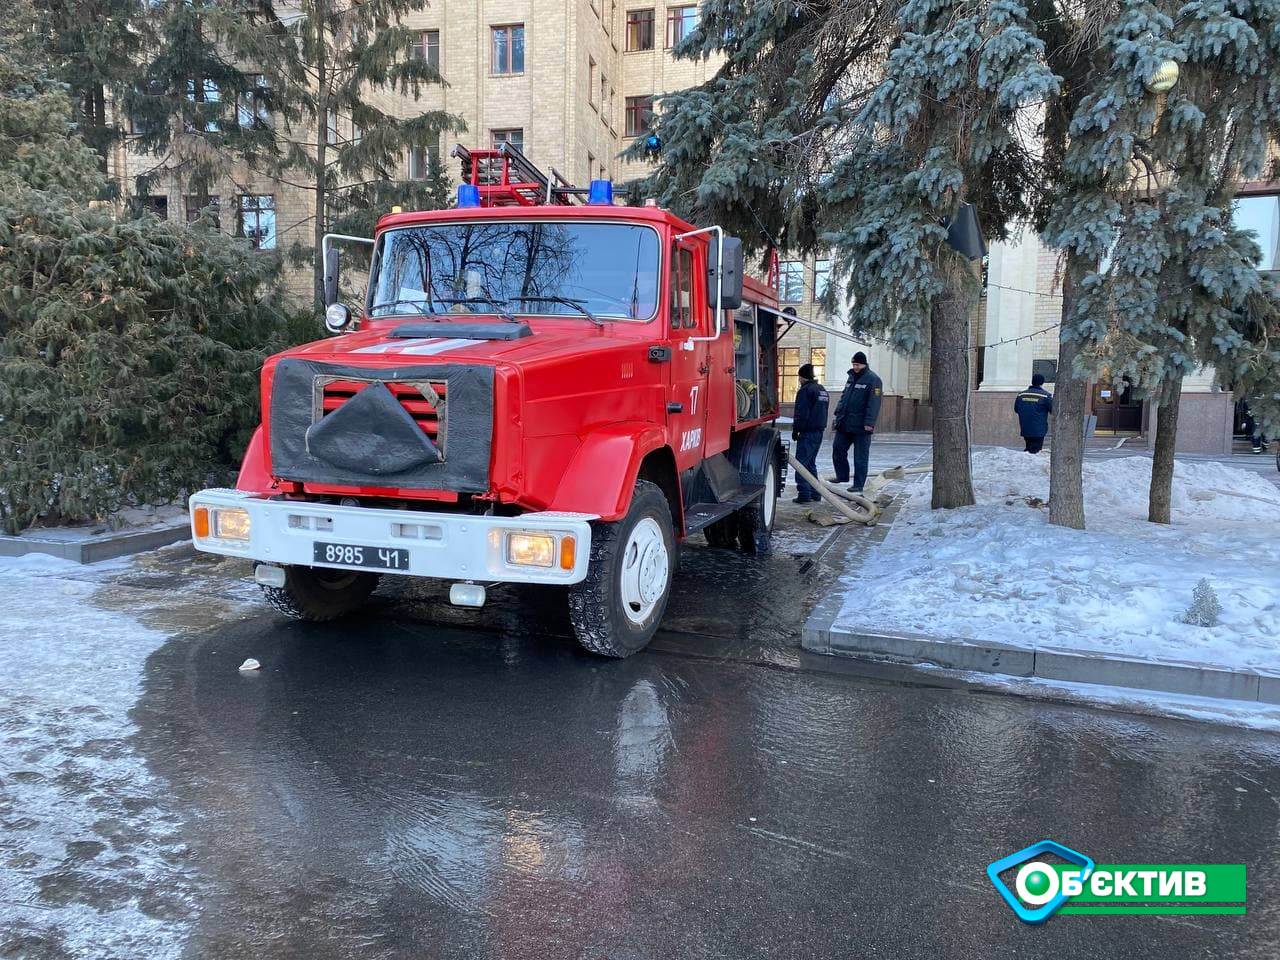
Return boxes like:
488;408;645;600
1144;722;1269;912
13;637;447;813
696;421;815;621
433;294;517;323
369;299;436;318
511;295;604;327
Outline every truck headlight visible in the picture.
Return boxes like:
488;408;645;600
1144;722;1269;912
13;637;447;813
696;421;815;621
506;532;555;567
212;507;251;541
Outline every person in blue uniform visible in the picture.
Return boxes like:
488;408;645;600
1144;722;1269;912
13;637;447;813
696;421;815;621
791;363;829;503
1014;373;1054;453
832;352;883;493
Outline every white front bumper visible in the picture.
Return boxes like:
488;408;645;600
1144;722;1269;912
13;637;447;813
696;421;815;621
189;489;595;585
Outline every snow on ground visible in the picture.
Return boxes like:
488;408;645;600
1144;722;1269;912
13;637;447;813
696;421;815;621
835;448;1280;672
0;553;199;959
12;503;190;543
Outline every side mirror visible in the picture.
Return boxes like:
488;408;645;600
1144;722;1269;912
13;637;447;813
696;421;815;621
709;235;744;310
322;246;340;307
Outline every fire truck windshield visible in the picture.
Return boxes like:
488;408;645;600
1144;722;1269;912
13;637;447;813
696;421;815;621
369;221;661;321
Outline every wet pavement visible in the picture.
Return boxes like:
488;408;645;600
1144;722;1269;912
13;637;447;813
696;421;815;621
4;460;1280;958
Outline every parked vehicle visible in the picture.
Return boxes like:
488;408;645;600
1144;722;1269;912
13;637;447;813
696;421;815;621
190;145;784;656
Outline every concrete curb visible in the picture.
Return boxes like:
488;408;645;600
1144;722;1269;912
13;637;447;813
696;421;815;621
802;486;1280;707
0;522;190;564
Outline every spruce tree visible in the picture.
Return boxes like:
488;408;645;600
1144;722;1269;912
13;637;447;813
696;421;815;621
1050;0;1280;524
0;33;288;533
1035;1;1181;530
637;0;1059;509
32;0;143;181
120;0;281;204
218;0;462;304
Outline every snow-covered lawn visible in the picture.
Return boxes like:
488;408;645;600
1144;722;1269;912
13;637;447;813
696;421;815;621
836;448;1280;672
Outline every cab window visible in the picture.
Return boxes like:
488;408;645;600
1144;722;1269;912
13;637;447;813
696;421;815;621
669;246;695;329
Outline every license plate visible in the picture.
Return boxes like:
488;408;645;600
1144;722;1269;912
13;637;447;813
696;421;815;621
312;541;410;571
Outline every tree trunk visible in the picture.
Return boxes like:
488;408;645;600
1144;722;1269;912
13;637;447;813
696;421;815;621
1148;375;1182;524
929;260;976;510
92;83;109;173
1048;258;1087;530
313;164;327;307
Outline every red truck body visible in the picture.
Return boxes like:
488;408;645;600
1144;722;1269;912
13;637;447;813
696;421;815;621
192;155;785;656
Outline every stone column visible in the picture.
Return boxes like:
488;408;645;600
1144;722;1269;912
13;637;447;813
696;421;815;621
978;231;1040;392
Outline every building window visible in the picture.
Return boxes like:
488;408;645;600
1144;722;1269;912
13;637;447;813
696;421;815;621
140;195;168;219
326;108;339;145
589;57;597;106
587;151;595;181
778;260;804;302
601;75;610;126
184;78;221;132
237;194;276;250
626;8;654;50
779;347;801;403
1234;194;1280;272
666;5;697;47
625;95;654;136
813;259;831;302
491;128;524;152
412;30;440;70
810;347;826;384
491;24;525;74
409;142;440;180
184;195;220;225
1032;358;1057;383
236;75;270;129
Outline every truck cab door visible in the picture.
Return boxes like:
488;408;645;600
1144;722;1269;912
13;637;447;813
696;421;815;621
667;241;709;471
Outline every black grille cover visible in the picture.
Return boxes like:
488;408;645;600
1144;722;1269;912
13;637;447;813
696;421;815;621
269;358;494;491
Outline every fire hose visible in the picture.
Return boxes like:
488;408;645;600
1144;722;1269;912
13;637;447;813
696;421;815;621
784;452;935;527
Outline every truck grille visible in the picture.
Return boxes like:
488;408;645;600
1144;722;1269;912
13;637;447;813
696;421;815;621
319;379;446;440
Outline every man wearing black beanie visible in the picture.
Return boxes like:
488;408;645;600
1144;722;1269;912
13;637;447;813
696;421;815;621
831;351;883;493
791;362;829;503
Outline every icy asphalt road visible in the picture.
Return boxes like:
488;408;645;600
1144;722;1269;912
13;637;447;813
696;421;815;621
4;444;1280;959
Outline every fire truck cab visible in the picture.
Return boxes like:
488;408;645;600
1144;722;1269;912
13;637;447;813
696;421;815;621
189;145;784;657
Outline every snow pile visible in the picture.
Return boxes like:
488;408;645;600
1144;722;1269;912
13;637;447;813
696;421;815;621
835;449;1280;673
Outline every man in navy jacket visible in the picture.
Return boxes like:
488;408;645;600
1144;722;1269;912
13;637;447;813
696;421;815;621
832;352;883;493
1013;373;1054;453
791;363;829;503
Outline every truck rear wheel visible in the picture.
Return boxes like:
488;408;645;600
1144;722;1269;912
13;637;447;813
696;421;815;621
704;516;737;548
261;565;380;621
568;480;675;658
736;445;780;554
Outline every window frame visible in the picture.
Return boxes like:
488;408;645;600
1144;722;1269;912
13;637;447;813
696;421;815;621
624;95;654;137
491;127;524;153
412;29;441;71
626;8;655;50
812;258;831;302
184;194;220;225
237;194;277;250
778;347;802;405
665;5;697;47
778;260;805;303
490;23;526;75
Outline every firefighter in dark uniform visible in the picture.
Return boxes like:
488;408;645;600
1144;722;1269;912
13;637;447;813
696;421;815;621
1014;373;1054;453
791;363;829;503
832;351;883;493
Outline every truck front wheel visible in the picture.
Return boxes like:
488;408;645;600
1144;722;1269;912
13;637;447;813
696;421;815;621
568;480;675;658
261;565;380;621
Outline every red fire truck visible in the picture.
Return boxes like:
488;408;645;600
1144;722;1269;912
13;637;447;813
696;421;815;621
189;145;784;657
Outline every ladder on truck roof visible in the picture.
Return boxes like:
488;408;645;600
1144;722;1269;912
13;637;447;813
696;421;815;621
450;143;589;207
